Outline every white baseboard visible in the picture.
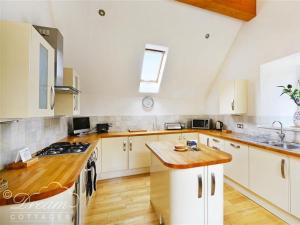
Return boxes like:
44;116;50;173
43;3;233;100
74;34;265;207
98;167;149;180
225;177;300;225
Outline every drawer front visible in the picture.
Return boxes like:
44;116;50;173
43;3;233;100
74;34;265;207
209;137;224;151
224;141;249;187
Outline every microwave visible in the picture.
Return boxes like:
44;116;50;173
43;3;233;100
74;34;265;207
192;119;211;129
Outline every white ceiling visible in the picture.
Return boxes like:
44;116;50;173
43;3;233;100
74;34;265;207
1;0;242;115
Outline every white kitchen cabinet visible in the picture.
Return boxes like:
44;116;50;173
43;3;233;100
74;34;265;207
208;136;224;151
101;137;128;173
207;164;224;225
220;79;247;115
55;68;80;116
223;141;249;187
95;140;102;174
158;133;199;145
290;157;300;218
199;134;210;146
249;147;289;212
150;152;224;225
0;21;55;118
158;133;182;142
181;132;199;145
129;135;158;169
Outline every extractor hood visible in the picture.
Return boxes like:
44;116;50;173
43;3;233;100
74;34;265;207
33;25;80;95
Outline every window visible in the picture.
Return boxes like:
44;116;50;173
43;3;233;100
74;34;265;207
139;44;168;93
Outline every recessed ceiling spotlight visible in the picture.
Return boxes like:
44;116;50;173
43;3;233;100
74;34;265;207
205;33;210;39
98;9;106;16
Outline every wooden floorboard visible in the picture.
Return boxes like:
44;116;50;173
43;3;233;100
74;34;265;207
84;174;287;225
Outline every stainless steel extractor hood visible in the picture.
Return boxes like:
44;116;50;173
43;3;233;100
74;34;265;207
33;25;80;95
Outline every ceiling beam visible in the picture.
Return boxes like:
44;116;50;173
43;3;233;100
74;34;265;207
177;0;256;21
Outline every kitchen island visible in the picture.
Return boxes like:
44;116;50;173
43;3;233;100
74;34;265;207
146;141;232;225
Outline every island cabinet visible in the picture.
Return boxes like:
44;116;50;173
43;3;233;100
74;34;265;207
0;21;55;118
147;141;231;225
249;147;289;212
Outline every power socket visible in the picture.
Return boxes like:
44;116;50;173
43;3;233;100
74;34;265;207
237;123;244;129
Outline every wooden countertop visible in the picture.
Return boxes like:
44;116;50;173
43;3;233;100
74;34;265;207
0;141;97;206
146;142;232;169
1;128;299;206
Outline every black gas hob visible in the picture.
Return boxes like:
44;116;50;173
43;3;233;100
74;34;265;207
36;142;90;156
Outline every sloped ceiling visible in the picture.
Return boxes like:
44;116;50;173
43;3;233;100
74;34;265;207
1;0;242;115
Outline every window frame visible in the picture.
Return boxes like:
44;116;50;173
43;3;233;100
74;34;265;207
139;44;168;93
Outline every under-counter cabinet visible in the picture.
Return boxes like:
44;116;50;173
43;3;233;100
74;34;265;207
0;21;55;118
129;135;157;169
199;134;224;150
249;147;289;212
101;135;158;177
158;133;198;144
55;68;80;116
219;79;248;115
101;137;129;173
223;141;249;187
290;157;300;218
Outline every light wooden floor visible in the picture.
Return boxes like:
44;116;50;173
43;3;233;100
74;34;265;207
84;174;287;225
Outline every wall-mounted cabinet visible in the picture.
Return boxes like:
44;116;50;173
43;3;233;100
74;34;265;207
219;80;248;115
0;21;55;118
55;68;80;116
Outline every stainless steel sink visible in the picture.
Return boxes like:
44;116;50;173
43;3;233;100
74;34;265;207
256;140;300;151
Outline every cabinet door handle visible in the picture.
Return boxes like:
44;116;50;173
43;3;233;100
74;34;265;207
231;99;235;111
230;143;240;149
123;141;127;151
129;140;132;151
73;95;77;111
212;138;219;143
281;159;286;179
198;175;203;198
206;138;209;147
211;173;216;196
50;85;55;110
212;146;220;151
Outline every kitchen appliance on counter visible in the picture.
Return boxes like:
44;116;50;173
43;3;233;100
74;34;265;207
215;121;224;131
36;142;90;156
69;117;91;135
191;119;211;129
96;123;111;133
165;122;184;130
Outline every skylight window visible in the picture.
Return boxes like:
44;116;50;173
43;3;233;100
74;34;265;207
139;44;168;93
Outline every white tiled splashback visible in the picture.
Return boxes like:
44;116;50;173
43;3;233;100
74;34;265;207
0;117;68;169
1;114;300;170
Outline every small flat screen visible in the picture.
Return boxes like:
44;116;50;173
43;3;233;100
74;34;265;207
73;117;90;132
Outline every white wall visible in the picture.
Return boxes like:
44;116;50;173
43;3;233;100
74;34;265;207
49;0;241;116
1;0;242;116
205;0;300;117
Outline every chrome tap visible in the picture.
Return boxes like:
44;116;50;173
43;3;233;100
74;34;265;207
272;121;285;143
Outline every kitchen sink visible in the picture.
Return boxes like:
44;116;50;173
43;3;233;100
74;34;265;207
256;140;300;151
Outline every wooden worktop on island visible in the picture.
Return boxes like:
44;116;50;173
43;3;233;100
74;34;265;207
146;142;232;169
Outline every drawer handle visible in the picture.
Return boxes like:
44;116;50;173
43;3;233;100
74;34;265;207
281;159;286;179
212;138;219;143
212;146;220;151
230;143;240;149
198;175;203;198
129;140;132;151
211;173;216;196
